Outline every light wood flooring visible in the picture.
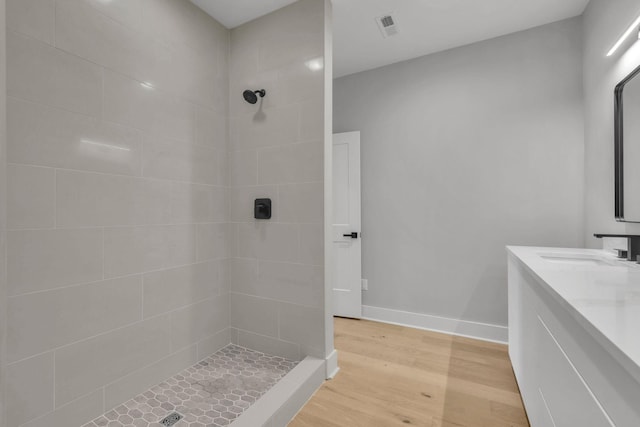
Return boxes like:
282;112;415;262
289;318;529;427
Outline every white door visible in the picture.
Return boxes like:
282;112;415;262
332;131;362;318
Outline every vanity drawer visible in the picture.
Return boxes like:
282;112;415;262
536;315;613;427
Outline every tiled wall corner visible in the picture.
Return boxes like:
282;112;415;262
4;0;231;426
228;0;327;361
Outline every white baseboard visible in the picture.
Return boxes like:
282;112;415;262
325;349;339;379
362;305;508;344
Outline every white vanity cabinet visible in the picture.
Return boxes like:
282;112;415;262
508;247;640;427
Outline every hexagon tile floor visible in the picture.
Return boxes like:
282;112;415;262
82;345;298;427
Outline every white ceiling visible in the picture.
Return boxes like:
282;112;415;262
190;0;298;28
332;0;590;77
191;0;590;77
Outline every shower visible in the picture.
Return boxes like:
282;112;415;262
243;89;266;104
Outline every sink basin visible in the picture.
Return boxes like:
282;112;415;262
539;253;615;267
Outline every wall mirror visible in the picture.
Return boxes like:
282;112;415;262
615;64;640;222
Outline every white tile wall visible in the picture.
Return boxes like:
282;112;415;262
20;389;103;427
0;2;7;426
6;353;54;427
55;171;173;227
229;0;326;361
170;182;228;224
103;225;197;278
7;228;103;295
257;141;324;184
54;315;173;406
237;223;300;263
278;182;324;223
6;0;55;45
7;31;102;117
4;0;231;426
142;135;220;185
7;275;143;363
103;345;198;411
230;293;279;337
196;223;235;261
102;70;197;144
8;98;143;176
169;295;230;350
7;164;55;229
142;261;220;318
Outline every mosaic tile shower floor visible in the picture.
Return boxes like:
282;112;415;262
82;345;298;427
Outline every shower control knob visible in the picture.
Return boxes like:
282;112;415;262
343;232;359;239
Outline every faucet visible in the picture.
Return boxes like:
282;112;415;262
594;234;640;261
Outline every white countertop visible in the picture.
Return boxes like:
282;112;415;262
507;246;640;381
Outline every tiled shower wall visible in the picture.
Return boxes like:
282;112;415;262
228;0;327;360
4;1;230;426
0;1;7;427
3;0;329;426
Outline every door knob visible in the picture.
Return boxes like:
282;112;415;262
343;232;358;239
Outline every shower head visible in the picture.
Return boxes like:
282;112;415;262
243;89;266;104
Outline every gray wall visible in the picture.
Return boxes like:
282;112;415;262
334;18;585;328
583;0;640;244
4;1;230;426
228;0;327;360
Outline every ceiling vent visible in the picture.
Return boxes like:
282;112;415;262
376;13;398;38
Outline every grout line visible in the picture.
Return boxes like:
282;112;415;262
7;254;319;300
8;94;224;155
100;343;196;391
53;350;56;409
8;273;142;299
15;386;108;427
228;291;322;311
140;275;145;321
100;66;105;120
297;223;302;264
101;227;105;280
8;159;323;191
194;222;199;263
6;221;232;232
139;135;145;179
8;258;231;298
234;327;301;352
8;20;223;113
7;293;227;367
53;169;57;228
8;220;231;231
7;159;230;188
53;0;57;49
277;295;281;340
6;349;55;367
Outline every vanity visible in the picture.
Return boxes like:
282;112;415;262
508;247;640;427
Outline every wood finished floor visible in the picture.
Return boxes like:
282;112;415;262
289;318;529;427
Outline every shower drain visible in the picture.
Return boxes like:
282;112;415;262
160;412;183;426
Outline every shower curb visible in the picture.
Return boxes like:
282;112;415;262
229;357;326;427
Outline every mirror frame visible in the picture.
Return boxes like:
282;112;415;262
614;63;640;222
